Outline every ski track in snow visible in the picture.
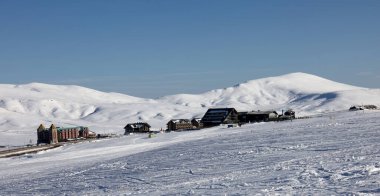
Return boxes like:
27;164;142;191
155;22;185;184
0;111;379;195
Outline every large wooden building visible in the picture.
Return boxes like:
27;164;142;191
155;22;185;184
167;119;193;131
37;124;90;144
124;122;151;134
201;108;239;127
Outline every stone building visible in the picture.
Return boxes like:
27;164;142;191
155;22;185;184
167;119;193;131
124;122;151;134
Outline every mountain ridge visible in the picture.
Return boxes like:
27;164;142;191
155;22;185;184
0;72;379;145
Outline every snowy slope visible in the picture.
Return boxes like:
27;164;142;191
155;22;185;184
0;72;379;145
0;111;379;195
158;73;367;111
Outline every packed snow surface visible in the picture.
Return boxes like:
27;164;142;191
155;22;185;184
0;72;379;145
0;111;379;195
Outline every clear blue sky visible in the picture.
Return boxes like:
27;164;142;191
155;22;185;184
0;0;379;98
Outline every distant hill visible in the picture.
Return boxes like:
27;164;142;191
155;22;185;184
0;72;379;145
158;72;380;114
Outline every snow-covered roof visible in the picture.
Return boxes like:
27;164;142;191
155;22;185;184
201;108;237;123
168;119;191;124
125;122;151;129
191;118;202;123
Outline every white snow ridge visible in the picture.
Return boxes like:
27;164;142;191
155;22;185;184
0;72;379;145
0;72;379;195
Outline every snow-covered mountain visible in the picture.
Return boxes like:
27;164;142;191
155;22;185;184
0;72;379;145
158;72;370;112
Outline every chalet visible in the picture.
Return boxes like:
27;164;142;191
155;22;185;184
278;109;296;120
349;106;364;111
363;105;377;110
167;119;193;131
284;109;295;119
124;122;151;134
37;124;90;144
201;108;239;127
239;111;278;123
191;118;203;129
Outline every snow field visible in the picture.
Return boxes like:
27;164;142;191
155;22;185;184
0;111;379;195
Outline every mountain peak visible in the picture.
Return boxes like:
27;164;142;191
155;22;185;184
237;72;362;94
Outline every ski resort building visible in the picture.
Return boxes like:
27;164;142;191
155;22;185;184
283;109;296;119
201;108;239;127
238;111;278;123
124;122;151;134
191;118;203;129
37;124;90;144
167;119;193;131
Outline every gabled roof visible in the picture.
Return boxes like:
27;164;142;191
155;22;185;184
37;124;45;130
124;122;151;129
201;108;237;123
191;118;202;123
205;108;236;114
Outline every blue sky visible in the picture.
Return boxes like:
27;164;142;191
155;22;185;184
0;0;379;98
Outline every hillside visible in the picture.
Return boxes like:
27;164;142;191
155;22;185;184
0;72;379;145
1;111;379;194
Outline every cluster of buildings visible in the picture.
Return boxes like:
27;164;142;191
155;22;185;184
124;108;295;135
37;107;295;144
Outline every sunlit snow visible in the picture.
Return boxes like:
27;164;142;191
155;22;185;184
0;73;379;146
0;111;379;195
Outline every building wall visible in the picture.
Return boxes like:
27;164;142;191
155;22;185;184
223;111;239;124
175;123;192;130
125;124;150;134
201;108;239;127
191;120;203;128
50;126;58;144
167;122;192;131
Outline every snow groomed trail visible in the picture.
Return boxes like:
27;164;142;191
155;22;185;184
0;111;379;195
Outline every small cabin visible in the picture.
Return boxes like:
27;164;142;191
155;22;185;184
201;108;239;127
278;109;296;120
349;106;364;111
363;105;377;110
124;122;151;134
191;118;203;129
284;109;295;119
350;105;377;111
167;119;193;131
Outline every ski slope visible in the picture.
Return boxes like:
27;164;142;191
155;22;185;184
0;72;379;146
0;111;379;195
